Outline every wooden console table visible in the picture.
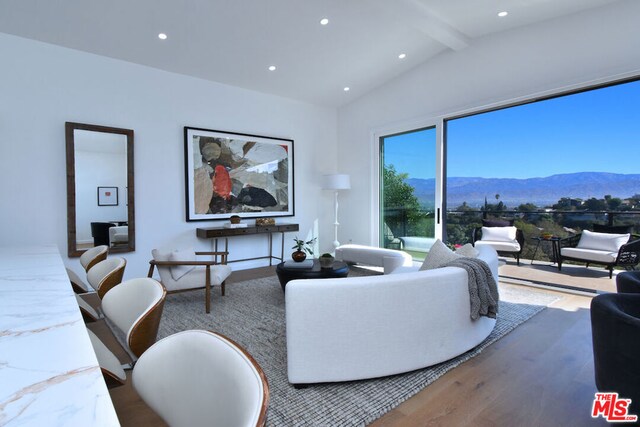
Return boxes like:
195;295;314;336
196;223;299;265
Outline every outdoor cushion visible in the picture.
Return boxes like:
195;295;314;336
560;247;618;264
480;226;517;242
475;240;521;253
576;230;629;253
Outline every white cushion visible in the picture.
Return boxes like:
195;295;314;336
475;240;521;253
169;249;196;280
172;265;233;291
561;247;618;264
576;230;629;253
455;243;479;258
420;239;460;270
480;226;517;242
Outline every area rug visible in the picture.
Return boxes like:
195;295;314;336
157;271;558;426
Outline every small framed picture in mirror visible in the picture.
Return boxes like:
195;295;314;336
97;186;119;206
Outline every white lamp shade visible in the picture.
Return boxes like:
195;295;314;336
321;174;351;190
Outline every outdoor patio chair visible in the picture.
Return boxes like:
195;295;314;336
559;227;640;278
472;219;524;265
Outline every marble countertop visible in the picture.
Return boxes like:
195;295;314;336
0;245;120;426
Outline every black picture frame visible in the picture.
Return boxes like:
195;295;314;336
184;126;295;221
97;186;119;206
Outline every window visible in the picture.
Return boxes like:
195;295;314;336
379;127;437;259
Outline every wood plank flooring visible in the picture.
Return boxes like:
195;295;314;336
103;266;605;426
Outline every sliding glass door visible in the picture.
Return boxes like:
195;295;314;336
380;127;437;260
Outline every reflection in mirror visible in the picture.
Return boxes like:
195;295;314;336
66;122;134;257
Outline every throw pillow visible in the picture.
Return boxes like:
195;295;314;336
482;218;514;227
480;226;517;242
576;230;630;253
455;243;479;258
169;249;196;281
420;239;461;270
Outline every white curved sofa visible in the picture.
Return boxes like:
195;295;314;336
285;245;498;385
335;244;414;274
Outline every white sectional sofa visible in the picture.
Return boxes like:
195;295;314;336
285;245;499;385
334;244;415;274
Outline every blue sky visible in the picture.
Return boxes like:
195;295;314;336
384;79;640;180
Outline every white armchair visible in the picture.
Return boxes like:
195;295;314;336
149;249;232;313
132;330;269;427
109;226;128;247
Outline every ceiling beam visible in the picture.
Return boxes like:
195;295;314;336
377;0;470;51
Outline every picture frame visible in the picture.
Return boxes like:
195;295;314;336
184;126;294;221
97;186;118;206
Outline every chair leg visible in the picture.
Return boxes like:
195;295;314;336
609;268;613;279
516;254;520;266
205;266;211;314
221;280;226;296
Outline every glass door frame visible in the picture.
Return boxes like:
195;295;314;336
370;118;445;247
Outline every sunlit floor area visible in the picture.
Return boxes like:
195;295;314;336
498;257;617;294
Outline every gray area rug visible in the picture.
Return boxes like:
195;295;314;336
158;269;558;426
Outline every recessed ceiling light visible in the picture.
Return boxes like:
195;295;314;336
398;53;407;59
268;65;277;71
320;18;329;26
343;87;350;92
158;33;168;40
498;11;508;17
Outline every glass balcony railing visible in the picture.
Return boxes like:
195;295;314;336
446;209;640;263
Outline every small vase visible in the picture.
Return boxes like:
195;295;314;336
319;256;334;269
292;251;307;262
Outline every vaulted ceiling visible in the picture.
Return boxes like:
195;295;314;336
0;0;622;107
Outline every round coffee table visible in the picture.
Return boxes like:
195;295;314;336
276;259;349;291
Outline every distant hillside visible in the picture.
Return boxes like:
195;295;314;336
406;172;640;208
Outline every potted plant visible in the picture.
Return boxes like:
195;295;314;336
319;252;335;269
291;236;316;262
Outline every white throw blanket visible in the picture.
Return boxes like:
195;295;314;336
444;257;499;320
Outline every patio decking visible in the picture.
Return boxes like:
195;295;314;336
498;256;617;294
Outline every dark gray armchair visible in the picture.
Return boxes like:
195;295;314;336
590;293;640;416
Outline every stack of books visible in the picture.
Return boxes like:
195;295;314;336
283;260;313;269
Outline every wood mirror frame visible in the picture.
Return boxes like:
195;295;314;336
66;122;135;257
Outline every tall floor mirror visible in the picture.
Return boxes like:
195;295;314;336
66;122;135;257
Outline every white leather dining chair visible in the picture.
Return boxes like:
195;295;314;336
67;245;108;293
133;330;269;427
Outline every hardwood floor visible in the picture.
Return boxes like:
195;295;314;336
105;266;606;426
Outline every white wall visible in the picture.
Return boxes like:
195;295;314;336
337;0;640;246
75;149;127;243
0;33;337;279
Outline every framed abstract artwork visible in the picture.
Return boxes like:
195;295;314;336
97;186;118;206
184;127;294;221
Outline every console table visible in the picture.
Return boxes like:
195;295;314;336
196;223;299;265
0;245;119;426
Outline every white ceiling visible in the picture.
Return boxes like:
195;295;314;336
0;0;622;107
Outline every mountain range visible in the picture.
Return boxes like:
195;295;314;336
406;172;640;209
